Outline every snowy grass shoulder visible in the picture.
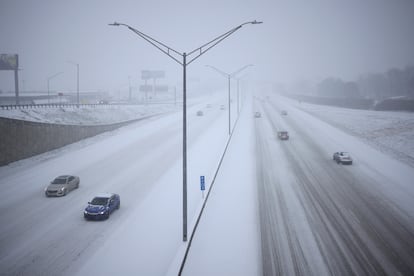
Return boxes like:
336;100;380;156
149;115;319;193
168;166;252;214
0;94;221;125
0;104;180;125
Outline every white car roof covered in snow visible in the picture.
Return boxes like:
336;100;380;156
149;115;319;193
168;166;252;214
94;193;115;198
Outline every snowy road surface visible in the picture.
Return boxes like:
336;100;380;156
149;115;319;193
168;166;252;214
0;99;233;275
1;92;414;275
254;95;414;275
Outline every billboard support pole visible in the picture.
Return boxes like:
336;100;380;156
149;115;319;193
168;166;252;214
1;54;20;104
14;55;19;105
145;79;148;104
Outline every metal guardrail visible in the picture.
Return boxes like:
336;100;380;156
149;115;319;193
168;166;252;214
0;103;103;110
0;102;182;110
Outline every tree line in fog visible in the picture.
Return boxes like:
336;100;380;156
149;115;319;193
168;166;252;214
287;65;414;101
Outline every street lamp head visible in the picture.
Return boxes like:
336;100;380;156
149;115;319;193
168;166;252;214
239;20;263;28
108;22;120;26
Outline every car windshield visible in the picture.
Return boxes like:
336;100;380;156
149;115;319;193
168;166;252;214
90;197;109;205
52;177;67;184
340;152;349;156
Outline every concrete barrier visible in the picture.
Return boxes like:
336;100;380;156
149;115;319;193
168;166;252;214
0;117;145;166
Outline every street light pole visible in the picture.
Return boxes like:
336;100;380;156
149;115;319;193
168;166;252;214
182;53;187;238
237;77;240;115
76;63;79;106
68;61;80;107
47;72;63;104
205;64;253;135
128;75;132;101
228;75;231;135
235;75;248;114
109;20;262;242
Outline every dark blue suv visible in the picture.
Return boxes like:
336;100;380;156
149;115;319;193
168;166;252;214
84;193;120;220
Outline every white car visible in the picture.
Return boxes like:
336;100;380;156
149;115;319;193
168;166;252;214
333;152;353;165
45;175;80;196
277;131;289;140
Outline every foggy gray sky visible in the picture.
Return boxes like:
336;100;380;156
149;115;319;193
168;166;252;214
1;0;414;94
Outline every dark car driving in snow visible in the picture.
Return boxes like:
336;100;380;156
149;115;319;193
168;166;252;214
84;193;120;220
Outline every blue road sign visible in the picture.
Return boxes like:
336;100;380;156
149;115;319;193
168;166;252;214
200;176;205;191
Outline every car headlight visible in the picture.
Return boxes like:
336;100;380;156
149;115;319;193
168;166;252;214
99;211;105;214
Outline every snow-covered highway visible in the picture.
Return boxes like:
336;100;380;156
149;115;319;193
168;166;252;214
254;95;414;275
0;98;234;275
1;92;414;275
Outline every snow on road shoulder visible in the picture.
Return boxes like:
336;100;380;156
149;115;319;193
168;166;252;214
0;104;178;124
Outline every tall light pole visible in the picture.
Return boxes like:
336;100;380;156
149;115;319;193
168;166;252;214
68;62;80;107
128;75;132;101
47;72;63;104
236;77;240;114
235;74;250;114
109;20;262;242
205;64;253;135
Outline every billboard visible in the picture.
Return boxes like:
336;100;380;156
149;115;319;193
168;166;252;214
141;70;165;80
139;85;152;92
139;85;169;92
154;85;169;92
0;54;18;70
139;85;168;92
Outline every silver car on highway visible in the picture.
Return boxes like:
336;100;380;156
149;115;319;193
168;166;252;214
45;175;80;197
333;152;353;165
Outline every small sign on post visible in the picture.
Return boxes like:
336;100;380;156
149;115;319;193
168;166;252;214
200;176;205;199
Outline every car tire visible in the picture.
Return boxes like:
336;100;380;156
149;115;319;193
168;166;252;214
105;212;110;219
117;202;120;209
76;182;79;189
